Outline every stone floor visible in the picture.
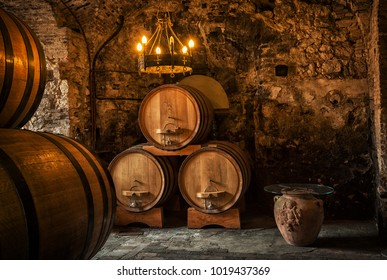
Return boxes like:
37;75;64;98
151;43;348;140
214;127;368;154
93;210;387;260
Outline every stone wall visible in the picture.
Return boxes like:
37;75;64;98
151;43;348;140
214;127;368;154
254;0;373;218
0;0;71;136
1;0;378;219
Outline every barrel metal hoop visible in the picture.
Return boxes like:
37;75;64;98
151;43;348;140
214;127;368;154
0;13;14;116
0;147;40;259
13;12;46;128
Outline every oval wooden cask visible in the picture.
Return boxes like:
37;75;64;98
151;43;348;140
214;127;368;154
178;141;251;213
0;129;116;259
180;75;229;110
109;145;177;212
138;84;214;150
0;8;46;128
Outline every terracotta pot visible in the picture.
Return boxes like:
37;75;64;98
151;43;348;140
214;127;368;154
274;190;324;246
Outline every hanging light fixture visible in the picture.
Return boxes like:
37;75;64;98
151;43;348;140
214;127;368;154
136;8;194;78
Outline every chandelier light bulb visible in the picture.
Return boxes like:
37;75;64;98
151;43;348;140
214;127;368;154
137;43;143;52
156;47;161;55
188;39;194;49
182;46;188;54
142;36;147;45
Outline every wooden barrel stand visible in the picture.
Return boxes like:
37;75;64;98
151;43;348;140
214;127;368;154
187;208;241;229
115;206;165;228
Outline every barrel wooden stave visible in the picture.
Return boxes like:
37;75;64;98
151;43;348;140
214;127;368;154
0;167;29;259
179;85;214;144
0;129;115;260
138;84;214;150
205;141;252;195
0;8;46;128
109;145;177;213
178;141;251;213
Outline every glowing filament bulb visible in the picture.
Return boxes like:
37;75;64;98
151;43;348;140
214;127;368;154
142;36;147;44
182;46;188;54
137;43;143;52
188;39;194;49
156;47;161;54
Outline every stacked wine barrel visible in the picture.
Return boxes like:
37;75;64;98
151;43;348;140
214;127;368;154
109;143;178;213
179;140;251;214
110;83;251;215
0;8;46;128
138;84;214;150
0;8;116;259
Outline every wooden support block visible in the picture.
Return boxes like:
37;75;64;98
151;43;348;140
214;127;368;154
115;206;164;228
187;207;241;229
142;144;201;156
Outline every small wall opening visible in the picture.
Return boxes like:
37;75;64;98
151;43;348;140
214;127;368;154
275;65;288;77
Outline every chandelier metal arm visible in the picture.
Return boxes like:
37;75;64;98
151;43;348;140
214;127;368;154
148;26;160;55
168;24;185;48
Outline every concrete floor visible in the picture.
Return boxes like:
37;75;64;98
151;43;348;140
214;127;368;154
93;210;387;260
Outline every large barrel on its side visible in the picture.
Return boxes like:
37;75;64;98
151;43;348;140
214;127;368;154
109;145;177;213
0;129;116;260
178;141;252;213
0;8;46;128
138;84;214;150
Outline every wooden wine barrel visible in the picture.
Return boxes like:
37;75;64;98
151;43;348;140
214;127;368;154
0;8;46;128
0;129;116;260
109;145;177;213
138;84;214;150
178;141;252;213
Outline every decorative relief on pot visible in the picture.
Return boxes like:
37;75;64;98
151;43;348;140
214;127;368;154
277;199;302;232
